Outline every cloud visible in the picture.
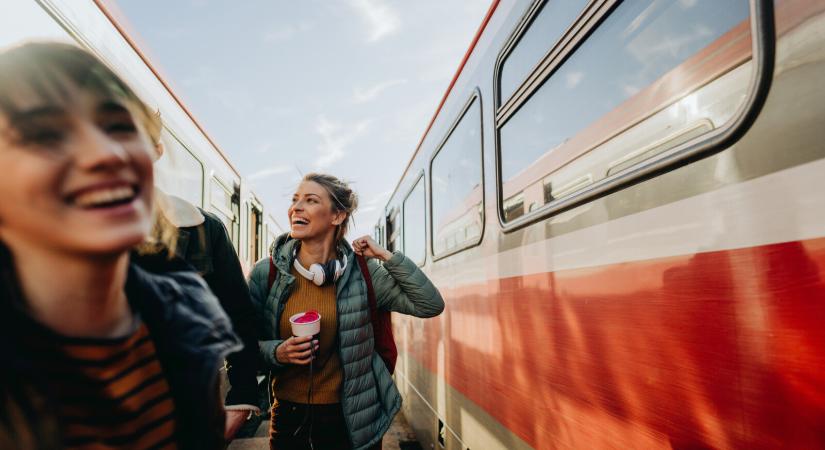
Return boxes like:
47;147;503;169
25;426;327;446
353;78;407;103
248;164;292;181
366;189;392;206
348;0;401;43
263;21;314;43
565;71;584;89
356;189;393;214
263;26;297;43
315;115;372;169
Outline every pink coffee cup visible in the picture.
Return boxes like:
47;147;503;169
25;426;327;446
289;310;321;337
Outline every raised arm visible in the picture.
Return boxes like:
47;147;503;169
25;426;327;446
352;235;444;318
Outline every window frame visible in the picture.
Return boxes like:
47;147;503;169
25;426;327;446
493;0;776;233
161;126;206;207
428;90;486;261
402;171;427;267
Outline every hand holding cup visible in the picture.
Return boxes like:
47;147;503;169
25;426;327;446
274;311;321;365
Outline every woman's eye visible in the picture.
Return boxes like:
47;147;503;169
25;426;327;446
19;128;65;146
103;122;137;136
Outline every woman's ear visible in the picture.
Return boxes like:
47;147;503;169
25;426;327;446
332;211;346;226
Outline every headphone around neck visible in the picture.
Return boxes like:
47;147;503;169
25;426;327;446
292;248;348;286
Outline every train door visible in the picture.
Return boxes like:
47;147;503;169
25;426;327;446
385;207;401;253
248;200;263;264
230;185;241;254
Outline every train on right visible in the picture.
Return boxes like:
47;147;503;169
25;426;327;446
373;0;825;448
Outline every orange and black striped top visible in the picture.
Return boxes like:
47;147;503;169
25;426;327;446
24;320;178;450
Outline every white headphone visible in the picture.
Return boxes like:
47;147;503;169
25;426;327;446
292;249;348;286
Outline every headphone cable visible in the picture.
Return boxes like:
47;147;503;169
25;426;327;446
294;351;315;449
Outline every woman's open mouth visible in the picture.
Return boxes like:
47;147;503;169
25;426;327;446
72;185;138;209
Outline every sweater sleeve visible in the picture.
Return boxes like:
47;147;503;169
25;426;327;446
369;251;445;318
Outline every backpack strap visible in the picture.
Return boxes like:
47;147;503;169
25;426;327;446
355;254;377;315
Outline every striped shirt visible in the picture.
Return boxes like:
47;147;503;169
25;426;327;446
23;320;178;450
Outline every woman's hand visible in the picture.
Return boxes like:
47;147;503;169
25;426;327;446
275;336;319;365
352;235;393;261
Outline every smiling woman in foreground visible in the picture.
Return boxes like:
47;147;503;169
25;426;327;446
248;173;444;450
0;42;239;449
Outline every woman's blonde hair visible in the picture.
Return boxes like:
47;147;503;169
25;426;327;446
302;173;358;243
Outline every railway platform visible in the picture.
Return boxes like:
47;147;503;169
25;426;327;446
228;410;421;450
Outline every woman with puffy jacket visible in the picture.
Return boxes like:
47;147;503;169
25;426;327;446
0;42;239;449
248;173;444;450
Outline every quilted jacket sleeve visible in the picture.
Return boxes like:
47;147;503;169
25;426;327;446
247;260;287;370
368;251;444;318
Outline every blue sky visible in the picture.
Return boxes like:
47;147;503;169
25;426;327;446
114;0;490;238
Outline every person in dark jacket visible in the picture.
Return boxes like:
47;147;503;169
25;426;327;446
248;173;444;450
140;112;261;438
0;41;239;449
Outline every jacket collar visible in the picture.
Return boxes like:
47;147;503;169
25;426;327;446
270;233;357;293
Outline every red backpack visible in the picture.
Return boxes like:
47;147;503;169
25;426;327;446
268;254;398;374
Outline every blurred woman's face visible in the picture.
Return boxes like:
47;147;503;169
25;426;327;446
0;84;154;257
288;181;344;242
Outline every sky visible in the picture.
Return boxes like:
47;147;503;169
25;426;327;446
112;0;491;239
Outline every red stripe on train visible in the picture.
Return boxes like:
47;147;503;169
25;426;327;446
397;237;825;448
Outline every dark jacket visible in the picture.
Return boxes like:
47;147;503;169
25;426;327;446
175;209;259;407
248;234;445;449
0;261;241;449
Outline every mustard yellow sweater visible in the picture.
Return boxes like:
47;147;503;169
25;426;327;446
274;267;342;404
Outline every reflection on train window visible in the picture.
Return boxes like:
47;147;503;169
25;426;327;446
498;0;589;102
154;130;205;207
386;209;400;253
209;178;238;247
403;176;426;266
498;0;751;222
431;97;483;257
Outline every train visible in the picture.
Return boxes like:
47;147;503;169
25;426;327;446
375;0;825;448
1;0;283;272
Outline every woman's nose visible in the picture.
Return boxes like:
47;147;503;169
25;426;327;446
72;122;130;171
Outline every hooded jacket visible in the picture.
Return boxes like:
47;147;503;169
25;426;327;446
248;233;444;450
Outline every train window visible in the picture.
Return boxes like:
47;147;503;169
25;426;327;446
209;178;237;242
497;0;751;223
155;129;205;207
210;179;234;216
402;175;426;266
430;96;483;258
498;0;589;102
386;208;400;253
